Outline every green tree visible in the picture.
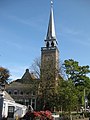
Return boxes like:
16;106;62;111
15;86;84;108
63;59;90;109
31;57;63;111
63;59;90;86
39;59;60;111
57;78;78;113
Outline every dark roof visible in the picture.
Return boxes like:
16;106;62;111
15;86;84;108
22;69;35;79
11;69;39;84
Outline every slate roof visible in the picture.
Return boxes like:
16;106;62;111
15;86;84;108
21;69;36;80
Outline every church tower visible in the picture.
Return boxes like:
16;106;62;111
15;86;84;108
41;1;59;81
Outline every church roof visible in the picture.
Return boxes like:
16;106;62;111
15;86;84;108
21;69;36;80
9;69;38;84
46;1;56;40
6;82;34;90
6;69;40;91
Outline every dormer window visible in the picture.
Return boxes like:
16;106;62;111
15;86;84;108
14;90;18;95
9;91;11;94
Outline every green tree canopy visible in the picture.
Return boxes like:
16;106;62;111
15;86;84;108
57;78;78;112
63;59;90;110
63;59;90;87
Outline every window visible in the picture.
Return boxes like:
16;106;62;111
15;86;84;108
14;90;18;95
31;91;35;95
32;99;35;102
26;92;29;95
20;91;23;95
8;106;14;112
8;90;12;95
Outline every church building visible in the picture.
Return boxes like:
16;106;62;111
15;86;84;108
6;1;60;110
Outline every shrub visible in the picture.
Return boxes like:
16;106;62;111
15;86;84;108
22;110;53;120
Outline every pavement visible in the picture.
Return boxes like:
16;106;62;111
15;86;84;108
73;118;89;120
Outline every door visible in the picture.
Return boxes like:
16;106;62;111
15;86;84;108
8;106;15;118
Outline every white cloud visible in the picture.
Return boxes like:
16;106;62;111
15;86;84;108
60;26;90;47
2;11;45;30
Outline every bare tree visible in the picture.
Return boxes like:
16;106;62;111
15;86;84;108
30;57;41;79
30;57;65;79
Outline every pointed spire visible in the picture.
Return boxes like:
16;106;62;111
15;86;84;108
46;0;56;40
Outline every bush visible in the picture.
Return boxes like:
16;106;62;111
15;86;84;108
22;110;53;120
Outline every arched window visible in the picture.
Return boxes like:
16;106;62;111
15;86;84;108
46;41;49;48
51;41;54;47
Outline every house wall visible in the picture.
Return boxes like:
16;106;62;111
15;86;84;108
2;100;27;118
0;91;27;119
0;93;3;119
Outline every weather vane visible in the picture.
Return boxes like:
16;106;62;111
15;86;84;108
51;0;53;7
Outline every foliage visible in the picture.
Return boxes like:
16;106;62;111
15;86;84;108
63;59;90;87
38;78;56;111
31;58;90;112
31;57;62;111
0;67;10;84
57;79;78;112
63;59;90;111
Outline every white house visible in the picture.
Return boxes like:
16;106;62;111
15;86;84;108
0;90;27;119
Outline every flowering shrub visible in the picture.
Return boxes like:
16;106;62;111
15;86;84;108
23;110;53;120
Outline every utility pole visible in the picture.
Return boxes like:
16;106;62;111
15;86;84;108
84;89;86;111
84;88;88;112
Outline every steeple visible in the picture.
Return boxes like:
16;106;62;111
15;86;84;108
45;0;57;48
41;0;59;82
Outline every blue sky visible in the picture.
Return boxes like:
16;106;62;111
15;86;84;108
0;0;90;80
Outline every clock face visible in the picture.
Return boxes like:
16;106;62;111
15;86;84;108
45;55;53;61
46;56;50;61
